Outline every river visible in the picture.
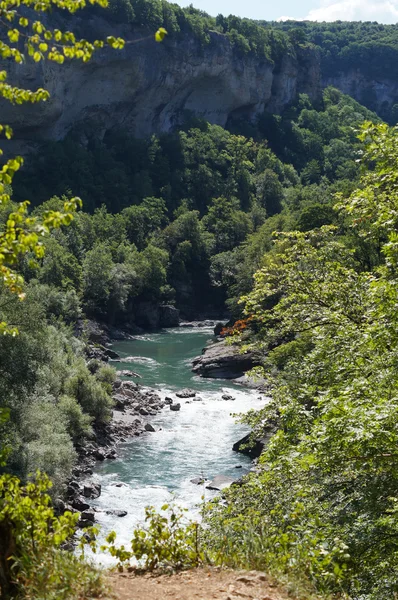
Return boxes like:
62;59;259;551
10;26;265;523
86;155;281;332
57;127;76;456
88;326;266;563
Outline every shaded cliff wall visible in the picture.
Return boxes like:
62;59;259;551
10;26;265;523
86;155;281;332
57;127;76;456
0;20;321;144
323;70;398;121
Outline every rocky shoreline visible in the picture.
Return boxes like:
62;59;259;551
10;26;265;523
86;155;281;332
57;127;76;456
63;319;265;531
63;376;168;529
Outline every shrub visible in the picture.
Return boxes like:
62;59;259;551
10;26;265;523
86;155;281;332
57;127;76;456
103;504;204;572
0;473;104;600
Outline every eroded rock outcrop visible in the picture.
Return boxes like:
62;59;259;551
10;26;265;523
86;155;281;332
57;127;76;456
0;21;321;147
192;340;258;379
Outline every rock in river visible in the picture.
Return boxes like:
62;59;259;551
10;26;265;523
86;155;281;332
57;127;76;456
170;403;181;411
232;429;275;459
206;475;236;491
106;510;128;518
192;341;258;379
176;388;196;398
83;482;101;499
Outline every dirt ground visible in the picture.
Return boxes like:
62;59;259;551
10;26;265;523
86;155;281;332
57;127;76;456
106;567;294;600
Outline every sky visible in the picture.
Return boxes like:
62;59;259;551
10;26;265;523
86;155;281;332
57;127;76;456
171;0;398;23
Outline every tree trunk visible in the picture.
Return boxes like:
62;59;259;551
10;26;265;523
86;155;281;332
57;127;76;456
0;519;17;599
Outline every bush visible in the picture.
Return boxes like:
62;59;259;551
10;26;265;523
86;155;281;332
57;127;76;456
103;504;203;571
0;473;104;600
65;361;113;425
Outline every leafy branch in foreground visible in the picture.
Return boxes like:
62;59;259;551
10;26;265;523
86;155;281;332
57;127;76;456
0;0;167;334
203;123;398;599
0;473;103;600
102;504;204;572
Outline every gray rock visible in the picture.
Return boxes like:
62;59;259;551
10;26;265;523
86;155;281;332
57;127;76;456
106;510;128;517
176;389;196;398
192;341;258;379
190;477;206;485
72;496;90;511
164;397;173;405
159;305;180;328
206;475;236;491
170;403;181;411
139;407;149;416
78;519;95;529
145;423;155;432
54;498;66;514
0;30;322;148
83;482;101;499
67;480;80;498
117;370;141;378
104;348;120;360
232;429;275;459
222;394;235;401
81;509;96;523
94;449;106;461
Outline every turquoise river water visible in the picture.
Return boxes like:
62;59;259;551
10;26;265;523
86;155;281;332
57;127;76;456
88;326;266;563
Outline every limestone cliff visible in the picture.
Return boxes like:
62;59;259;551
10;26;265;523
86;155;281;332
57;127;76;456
0;20;321;143
323;70;398;119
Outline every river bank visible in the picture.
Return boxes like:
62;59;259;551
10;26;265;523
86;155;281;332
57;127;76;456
64;323;268;539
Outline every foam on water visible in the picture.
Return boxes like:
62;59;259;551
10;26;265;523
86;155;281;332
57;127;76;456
86;328;268;564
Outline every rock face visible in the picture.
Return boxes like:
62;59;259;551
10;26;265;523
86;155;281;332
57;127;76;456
323;70;398;119
0;21;321;148
192;341;258;379
134;302;179;330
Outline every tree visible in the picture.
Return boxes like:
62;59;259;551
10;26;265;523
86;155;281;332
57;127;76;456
0;0;166;334
205;123;398;599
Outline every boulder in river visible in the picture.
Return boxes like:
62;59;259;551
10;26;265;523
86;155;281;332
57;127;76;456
72;496;90;511
232;429;275;459
206;475;236;491
104;348;120;360
192;341;259;379
190;477;207;485
170;403;181;411
81;509;96;523
145;423;156;432
176;388;196;398
106;510;128;517
164;397;173;405
83;482;101;499
117;370;142;378
159;305;180;327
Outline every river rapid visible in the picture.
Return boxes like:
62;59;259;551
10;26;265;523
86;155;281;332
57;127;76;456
89;326;266;563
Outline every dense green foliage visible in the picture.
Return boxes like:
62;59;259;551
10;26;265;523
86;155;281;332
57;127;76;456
0;474;103;599
203;122;398;599
87;0;293;61
2;8;396;592
103;503;203;571
1;86;375;507
12;88;376;319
